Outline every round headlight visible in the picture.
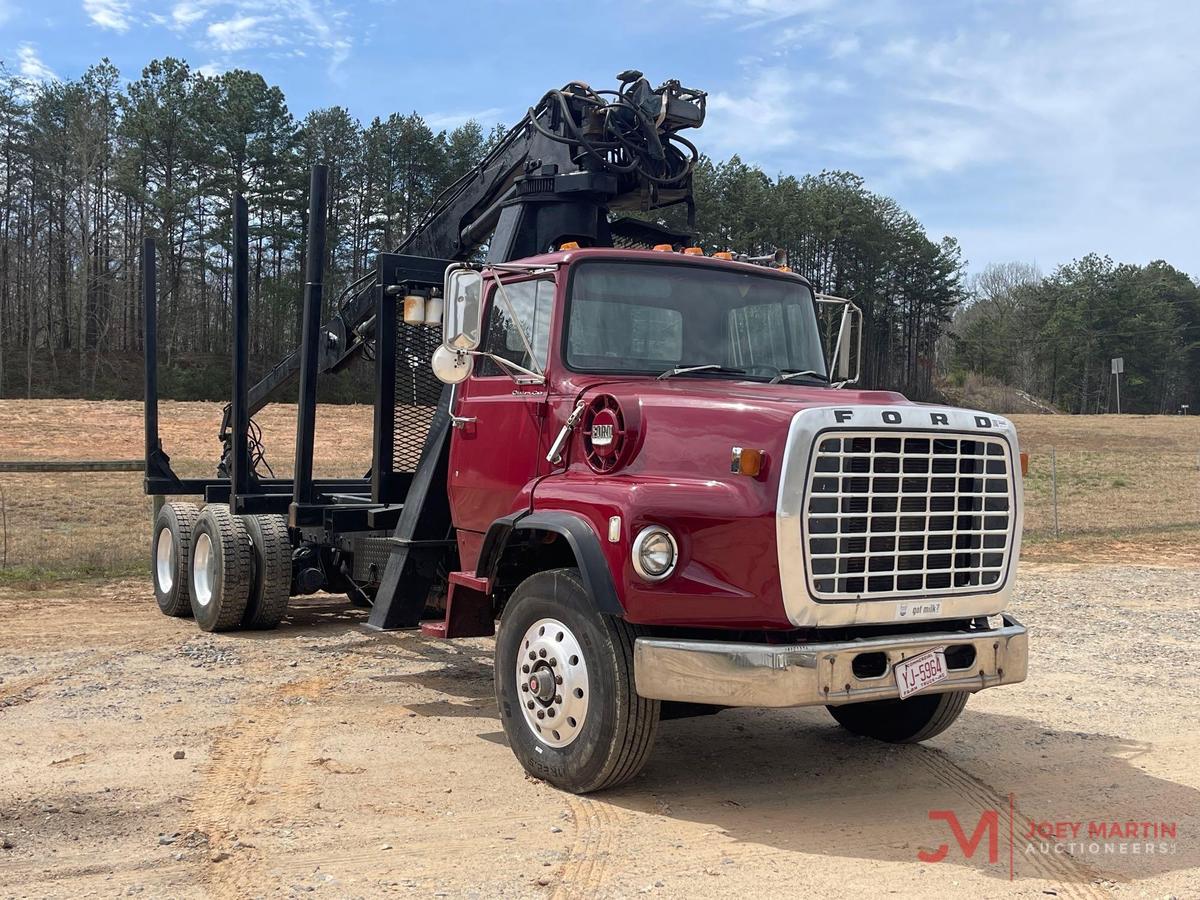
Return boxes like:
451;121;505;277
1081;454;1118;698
632;526;678;582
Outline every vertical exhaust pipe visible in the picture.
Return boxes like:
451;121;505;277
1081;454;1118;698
291;165;329;522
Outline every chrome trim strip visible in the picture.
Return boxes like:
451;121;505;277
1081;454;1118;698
634;615;1028;708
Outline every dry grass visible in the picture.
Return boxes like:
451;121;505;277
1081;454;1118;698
1010;414;1200;540
0;402;1196;583
0;400;372;584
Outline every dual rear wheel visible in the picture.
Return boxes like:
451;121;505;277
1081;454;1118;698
151;502;291;632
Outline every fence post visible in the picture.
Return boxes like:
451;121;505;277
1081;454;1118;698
1051;447;1059;540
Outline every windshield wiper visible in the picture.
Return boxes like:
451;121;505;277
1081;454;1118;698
770;369;829;384
657;363;747;381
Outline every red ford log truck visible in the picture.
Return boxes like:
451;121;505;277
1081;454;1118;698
144;72;1028;793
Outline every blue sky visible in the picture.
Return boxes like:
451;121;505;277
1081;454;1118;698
3;0;1198;276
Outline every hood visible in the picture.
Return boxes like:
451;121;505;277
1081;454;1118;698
572;378;911;482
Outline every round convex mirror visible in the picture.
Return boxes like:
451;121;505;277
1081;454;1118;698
431;344;473;385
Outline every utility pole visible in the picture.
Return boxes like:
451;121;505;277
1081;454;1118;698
1111;357;1123;414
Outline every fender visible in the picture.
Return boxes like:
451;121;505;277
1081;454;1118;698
477;510;624;616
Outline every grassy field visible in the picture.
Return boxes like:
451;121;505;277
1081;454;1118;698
0;401;1195;584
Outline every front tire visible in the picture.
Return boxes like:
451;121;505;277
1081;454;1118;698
494;568;659;794
189;505;252;632
827;690;969;743
152;501;200;617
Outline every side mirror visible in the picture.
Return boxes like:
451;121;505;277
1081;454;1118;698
431;344;473;385
443;264;484;351
815;293;862;385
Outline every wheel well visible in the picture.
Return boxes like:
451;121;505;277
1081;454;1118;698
491;529;580;618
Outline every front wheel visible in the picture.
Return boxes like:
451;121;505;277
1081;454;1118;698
494;568;659;794
827;690;969;743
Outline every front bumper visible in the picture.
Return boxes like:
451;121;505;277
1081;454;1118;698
633;614;1028;708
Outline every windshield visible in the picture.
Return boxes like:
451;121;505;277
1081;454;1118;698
565;260;826;380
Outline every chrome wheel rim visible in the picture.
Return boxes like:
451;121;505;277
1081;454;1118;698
516;617;589;748
192;532;216;608
155;527;175;593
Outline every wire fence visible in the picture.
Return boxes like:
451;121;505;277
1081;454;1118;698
1022;448;1200;539
1;448;1198;577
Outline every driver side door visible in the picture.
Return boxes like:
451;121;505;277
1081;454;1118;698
447;277;555;540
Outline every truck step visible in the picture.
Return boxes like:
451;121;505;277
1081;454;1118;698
419;572;494;639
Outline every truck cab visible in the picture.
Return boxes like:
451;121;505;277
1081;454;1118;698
434;246;1028;792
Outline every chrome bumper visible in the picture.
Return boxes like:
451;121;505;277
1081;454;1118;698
633;614;1028;708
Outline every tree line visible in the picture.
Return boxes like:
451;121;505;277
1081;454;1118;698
0;57;503;400
0;56;1193;412
948;258;1200;413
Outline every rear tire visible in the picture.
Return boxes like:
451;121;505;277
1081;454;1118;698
242;514;291;629
494;568;659;794
827;690;969;743
189;505;252;632
152;501;200;618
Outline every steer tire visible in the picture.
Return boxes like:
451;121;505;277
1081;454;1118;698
242;514;292;630
827;690;969;743
151;501;201;618
189;505;253;632
494;568;659;794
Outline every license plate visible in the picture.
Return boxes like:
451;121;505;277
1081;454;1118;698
894;648;948;700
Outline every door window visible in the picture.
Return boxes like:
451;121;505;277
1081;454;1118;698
477;279;553;376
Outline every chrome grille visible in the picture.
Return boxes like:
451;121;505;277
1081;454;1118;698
805;431;1014;600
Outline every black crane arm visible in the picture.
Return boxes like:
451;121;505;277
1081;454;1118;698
232;72;706;429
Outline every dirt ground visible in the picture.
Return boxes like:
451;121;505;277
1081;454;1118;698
1;401;1198;898
2;553;1199;899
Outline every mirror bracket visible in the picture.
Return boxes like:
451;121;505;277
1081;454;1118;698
814;293;863;387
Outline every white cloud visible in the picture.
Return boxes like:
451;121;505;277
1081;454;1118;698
701;0;834;23
704;67;857;160
195;60;227;77
686;0;1200;271
171;0;212;30
828;35;859;58
207;15;270;52
705;71;802;159
17;43;57;82
166;0;353;80
424;107;504;131
83;0;131;31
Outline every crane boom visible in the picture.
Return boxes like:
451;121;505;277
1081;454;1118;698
234;72;706;425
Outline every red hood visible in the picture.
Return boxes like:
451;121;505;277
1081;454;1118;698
566;377;911;482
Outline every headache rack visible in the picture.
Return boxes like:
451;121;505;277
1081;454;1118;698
804;431;1016;600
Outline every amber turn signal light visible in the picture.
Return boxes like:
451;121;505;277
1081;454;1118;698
1020;451;1029;477
730;446;764;477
